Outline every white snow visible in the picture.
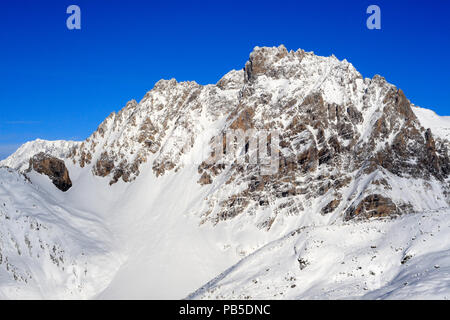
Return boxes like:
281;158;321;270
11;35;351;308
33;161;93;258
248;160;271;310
0;167;121;299
188;209;450;300
412;105;450;141
0;139;81;172
0;46;449;300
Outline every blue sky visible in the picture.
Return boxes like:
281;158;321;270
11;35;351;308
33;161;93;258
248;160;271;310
0;0;449;159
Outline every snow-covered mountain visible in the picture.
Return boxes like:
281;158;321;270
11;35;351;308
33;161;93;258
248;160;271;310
0;45;449;299
1;139;81;172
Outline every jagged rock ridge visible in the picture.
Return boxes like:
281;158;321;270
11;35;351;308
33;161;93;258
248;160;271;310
0;45;450;300
3;45;450;224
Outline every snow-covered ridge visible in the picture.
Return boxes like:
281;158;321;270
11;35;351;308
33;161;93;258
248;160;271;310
412;105;450;141
0;45;449;300
3;45;449;181
0;139;81;172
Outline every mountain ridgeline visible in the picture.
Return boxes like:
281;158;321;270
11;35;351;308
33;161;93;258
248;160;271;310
1;45;449;299
12;45;449;221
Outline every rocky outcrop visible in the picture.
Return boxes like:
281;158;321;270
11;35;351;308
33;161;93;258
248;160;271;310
198;172;212;185
322;198;341;215
28;153;72;191
345;194;399;220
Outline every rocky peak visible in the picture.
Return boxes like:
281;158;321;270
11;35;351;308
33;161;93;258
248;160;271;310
196;46;450;224
64;46;449;224
3;45;449;226
245;45;290;81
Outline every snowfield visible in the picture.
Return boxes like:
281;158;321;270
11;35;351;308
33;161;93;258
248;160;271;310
412;106;450;142
188;209;450;300
1;157;449;300
0;46;449;300
0;167;121;299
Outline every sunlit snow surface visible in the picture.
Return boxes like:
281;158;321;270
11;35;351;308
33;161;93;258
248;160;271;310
0;167;120;299
188;209;450;300
412;106;450;141
1;156;449;299
0;49;449;299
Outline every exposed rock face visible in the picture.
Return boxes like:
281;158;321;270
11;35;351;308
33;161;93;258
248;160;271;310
195;46;450;224
28;153;72;191
70;79;240;183
68;45;449;223
322;198;341;215
198;171;212;185
6;45;449;225
345;194;399;220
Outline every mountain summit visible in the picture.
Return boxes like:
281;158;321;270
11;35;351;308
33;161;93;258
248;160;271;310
1;45;449;299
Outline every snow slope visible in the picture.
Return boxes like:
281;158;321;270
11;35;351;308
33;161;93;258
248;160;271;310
3;156;450;299
412;106;450;141
188;209;450;300
0;167;120;299
0;45;449;300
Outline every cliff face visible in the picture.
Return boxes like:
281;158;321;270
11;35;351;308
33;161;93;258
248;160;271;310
69;45;449;223
0;45;450;300
28;153;72;191
195;46;449;224
5;45;450;224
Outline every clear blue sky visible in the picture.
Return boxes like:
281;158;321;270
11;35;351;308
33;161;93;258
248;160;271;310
0;0;449;159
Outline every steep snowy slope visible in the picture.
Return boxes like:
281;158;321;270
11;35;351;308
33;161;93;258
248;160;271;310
0;167;120;299
188;209;450;300
412;106;450;142
0;45;449;299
